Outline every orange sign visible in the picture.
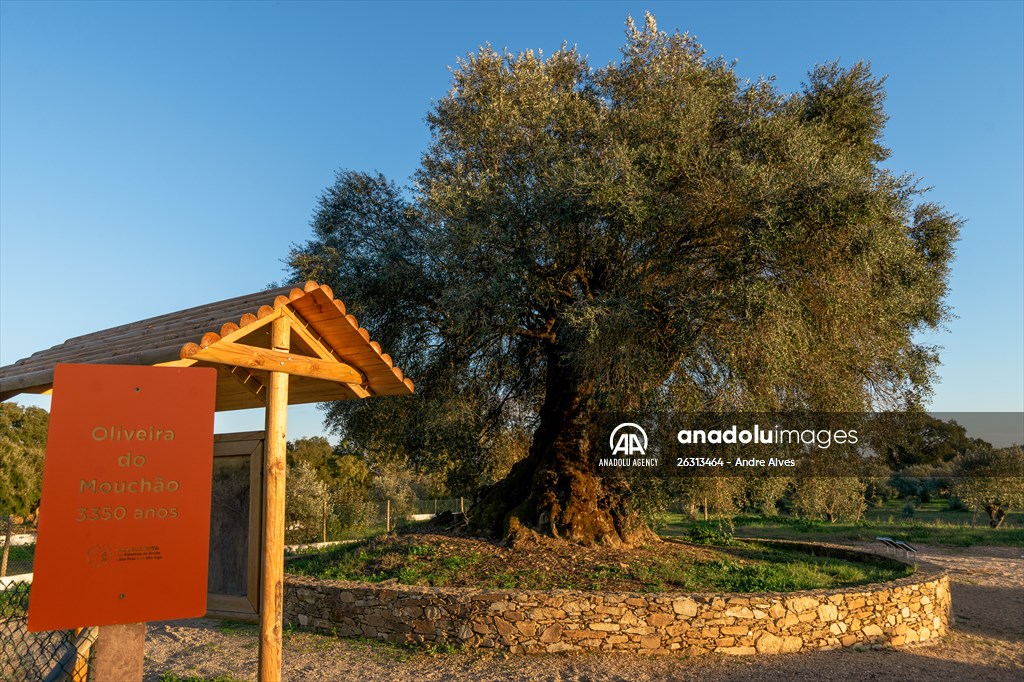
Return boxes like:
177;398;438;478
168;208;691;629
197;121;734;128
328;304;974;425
28;364;218;631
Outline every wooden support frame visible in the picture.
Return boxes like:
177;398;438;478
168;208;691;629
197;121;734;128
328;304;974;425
259;316;289;681
186;341;364;385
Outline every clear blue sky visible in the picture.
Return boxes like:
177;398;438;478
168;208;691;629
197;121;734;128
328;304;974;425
2;1;1022;441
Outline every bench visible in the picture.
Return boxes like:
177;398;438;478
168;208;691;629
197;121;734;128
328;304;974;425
876;536;917;558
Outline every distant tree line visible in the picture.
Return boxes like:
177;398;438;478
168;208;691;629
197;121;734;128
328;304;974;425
0;404;1019;564
662;414;1023;529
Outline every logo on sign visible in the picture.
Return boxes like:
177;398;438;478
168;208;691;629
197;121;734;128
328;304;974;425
609;423;648;456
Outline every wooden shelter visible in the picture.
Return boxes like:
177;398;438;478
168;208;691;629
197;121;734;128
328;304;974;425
0;280;413;681
0;280;413;404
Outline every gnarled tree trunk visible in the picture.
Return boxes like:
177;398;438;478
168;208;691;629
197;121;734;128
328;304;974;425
473;346;656;547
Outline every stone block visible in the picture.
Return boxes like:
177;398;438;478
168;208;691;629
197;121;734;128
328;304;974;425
674;599;699;617
516;621;538;638
716;646;757;656
539;624;563;643
786;596;818;613
817;604;838;621
647;613;674;627
494;616;516;640
563;628;598;640
861;624;884;639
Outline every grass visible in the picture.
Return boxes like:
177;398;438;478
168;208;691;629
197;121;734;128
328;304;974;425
289;541;484;586
158;673;247;682
218;620;258;635
618;542;906;593
286;536;909;593
658;502;1024;547
0;580;29;619
1;543;35;573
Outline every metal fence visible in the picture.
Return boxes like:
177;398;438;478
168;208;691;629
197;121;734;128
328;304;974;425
0;579;92;682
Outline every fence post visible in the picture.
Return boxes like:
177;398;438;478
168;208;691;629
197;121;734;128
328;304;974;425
322;496;327;543
386;499;391;533
460;497;464;514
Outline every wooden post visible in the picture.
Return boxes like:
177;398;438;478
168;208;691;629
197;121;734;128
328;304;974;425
386;499;391;533
322;496;328;543
72;628;89;682
90;623;145;681
459;497;464;514
259;315;289;682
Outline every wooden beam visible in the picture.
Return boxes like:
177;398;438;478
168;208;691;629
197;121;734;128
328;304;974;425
184;341;364;385
279;307;341;362
259;316;289;682
279;307;369;386
345;384;372;399
224;365;267;405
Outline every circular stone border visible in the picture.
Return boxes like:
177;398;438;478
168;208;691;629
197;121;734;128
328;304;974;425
284;539;949;655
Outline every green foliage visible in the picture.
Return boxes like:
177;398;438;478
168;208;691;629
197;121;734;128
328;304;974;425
0;580;30;618
289;14;961;521
288;540;481;587
871;413;992;469
285;460;332;544
0;437;43;519
0;403;49;450
741;474;791;517
662;505;1024;547
0;403;47;518
953;445;1024;528
687;523;737;546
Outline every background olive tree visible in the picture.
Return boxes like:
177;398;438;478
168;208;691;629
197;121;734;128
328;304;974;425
0;404;47;575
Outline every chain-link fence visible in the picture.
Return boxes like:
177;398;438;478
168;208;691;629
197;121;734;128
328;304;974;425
0;579;93;682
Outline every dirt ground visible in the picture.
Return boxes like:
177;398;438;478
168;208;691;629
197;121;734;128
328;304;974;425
143;542;1024;682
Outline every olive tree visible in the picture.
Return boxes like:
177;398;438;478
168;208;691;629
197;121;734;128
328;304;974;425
290;14;960;545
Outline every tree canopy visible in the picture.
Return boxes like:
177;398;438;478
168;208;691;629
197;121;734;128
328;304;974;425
0;403;47;519
289;14;960;544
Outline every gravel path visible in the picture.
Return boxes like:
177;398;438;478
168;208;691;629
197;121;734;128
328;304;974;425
143;543;1024;681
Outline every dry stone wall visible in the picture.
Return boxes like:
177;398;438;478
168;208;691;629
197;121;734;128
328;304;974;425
284;543;949;656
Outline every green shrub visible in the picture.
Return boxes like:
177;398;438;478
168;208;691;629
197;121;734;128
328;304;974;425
687;523;736;546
